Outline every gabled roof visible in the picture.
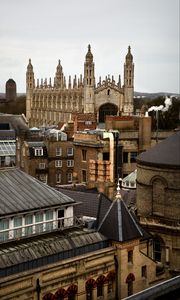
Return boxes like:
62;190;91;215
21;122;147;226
0;168;75;216
97;194;143;242
137;131;180;169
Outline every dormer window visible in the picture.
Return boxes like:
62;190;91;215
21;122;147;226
34;147;43;156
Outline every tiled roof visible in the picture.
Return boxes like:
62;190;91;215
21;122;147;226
0;168;75;216
97;194;143;242
137;131;180;168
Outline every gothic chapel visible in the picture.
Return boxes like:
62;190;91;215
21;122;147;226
26;45;134;127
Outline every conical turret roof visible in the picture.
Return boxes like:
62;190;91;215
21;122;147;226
126;46;133;62
85;44;93;62
97;191;143;242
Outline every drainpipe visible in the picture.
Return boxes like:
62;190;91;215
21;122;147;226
36;279;41;300
114;254;119;300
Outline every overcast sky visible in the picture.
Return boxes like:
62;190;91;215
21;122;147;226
0;0;179;94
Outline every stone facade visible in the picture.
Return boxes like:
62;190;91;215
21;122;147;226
136;133;180;277
0;238;161;300
26;45;134;127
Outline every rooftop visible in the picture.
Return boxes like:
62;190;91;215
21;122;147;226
0;168;76;216
0;228;108;277
137;131;180;168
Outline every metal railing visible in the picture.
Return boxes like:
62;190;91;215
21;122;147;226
0;216;84;243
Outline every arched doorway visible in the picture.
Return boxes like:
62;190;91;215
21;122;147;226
99;103;118;123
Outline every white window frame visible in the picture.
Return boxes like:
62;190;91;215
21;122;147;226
67;172;72;183
34;147;43;156
56;173;61;183
56;147;62;156
39;162;46;169
55;160;62;168
67;147;73;156
67;160;74;167
85;120;92;125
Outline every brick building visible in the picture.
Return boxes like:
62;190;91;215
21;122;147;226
16;128;74;186
73;116;174;198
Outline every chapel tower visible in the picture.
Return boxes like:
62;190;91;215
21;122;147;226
26;59;35;121
123;46;134;115
54;60;64;88
83;45;95;113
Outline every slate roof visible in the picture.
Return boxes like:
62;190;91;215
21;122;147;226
0;229;108;277
56;188;112;223
0;168;76;216
137;131;180;169
0;229;107;268
97;194;143;242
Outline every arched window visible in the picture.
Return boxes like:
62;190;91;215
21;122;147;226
96;275;106;297
107;89;110;96
67;284;78;300
99;103;118;123
54;288;67;300
43;292;55;300
86;279;96;300
126;273;135;296
106;271;116;294
153;235;166;263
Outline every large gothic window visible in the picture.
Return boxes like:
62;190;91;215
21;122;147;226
99;103;118;123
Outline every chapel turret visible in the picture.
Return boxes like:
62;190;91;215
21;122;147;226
84;44;95;113
123;46;134;115
26;59;35;121
54;60;64;88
